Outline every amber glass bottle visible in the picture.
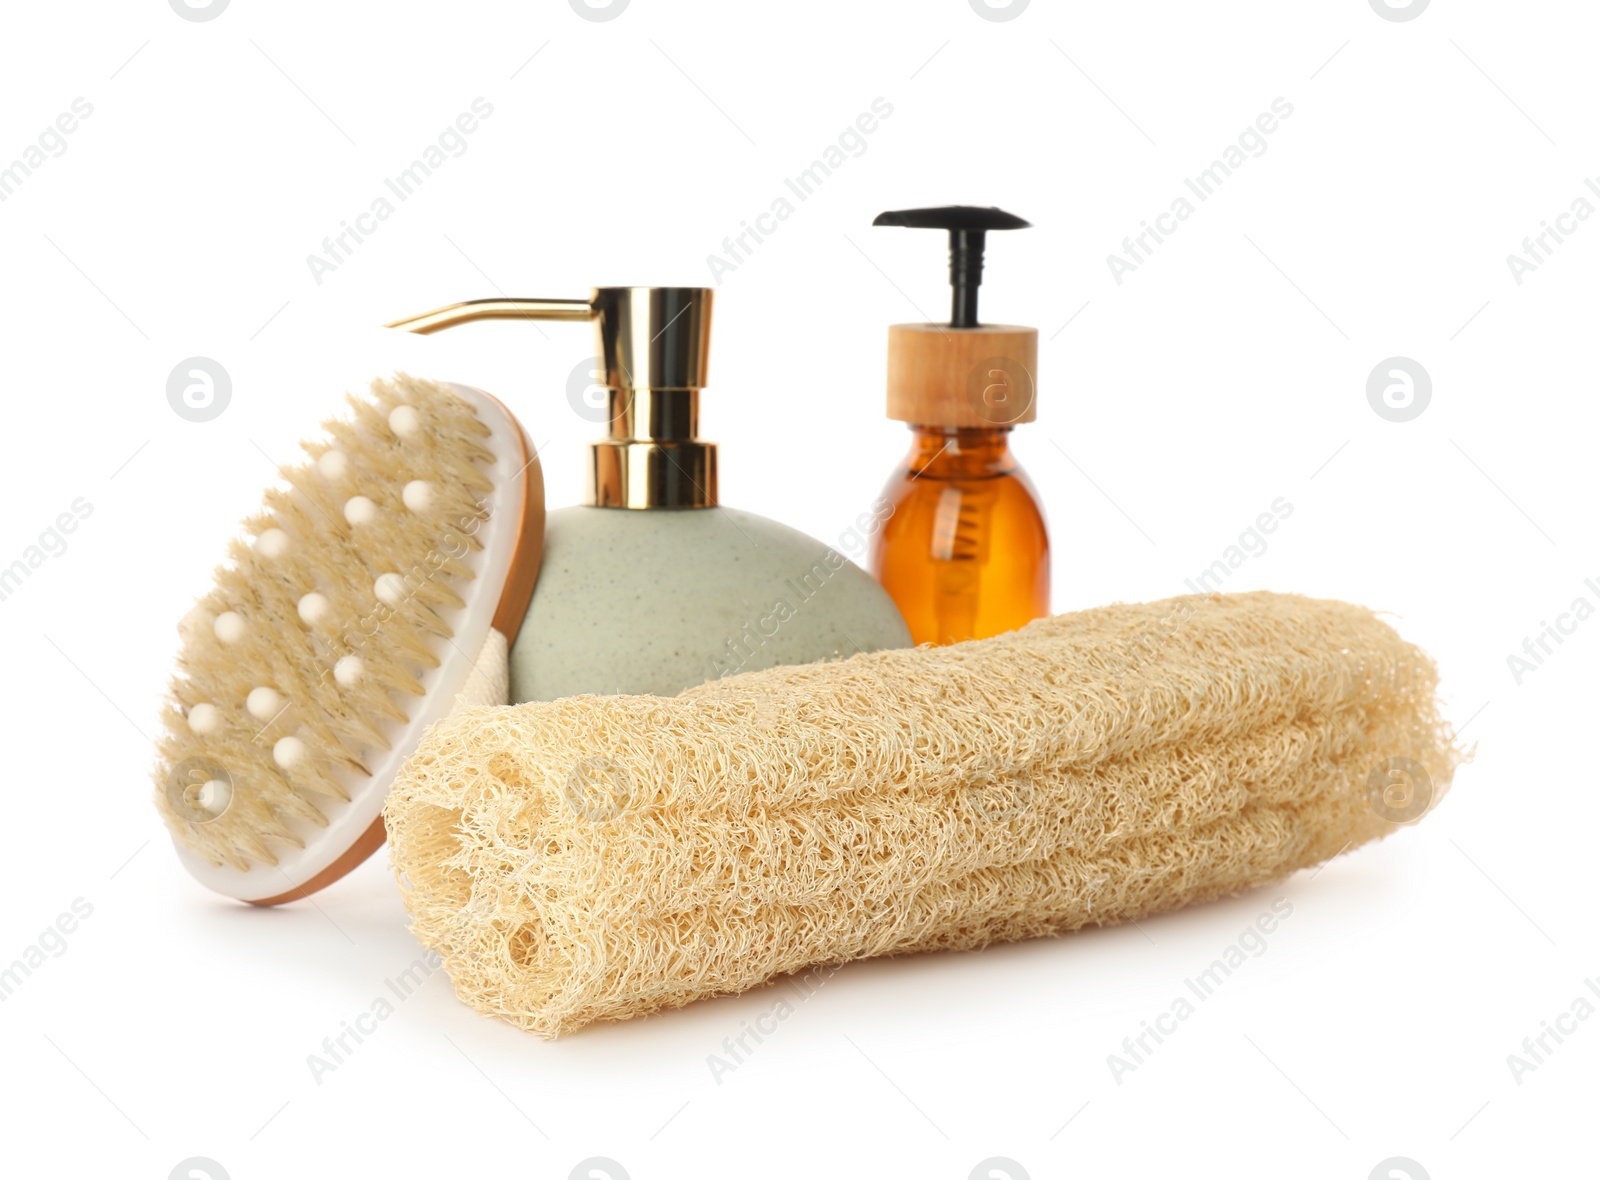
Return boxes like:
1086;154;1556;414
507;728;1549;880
868;205;1050;644
873;425;1049;645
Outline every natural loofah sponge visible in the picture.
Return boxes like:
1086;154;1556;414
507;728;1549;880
385;591;1461;1037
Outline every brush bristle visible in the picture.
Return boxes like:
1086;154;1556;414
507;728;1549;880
155;375;496;871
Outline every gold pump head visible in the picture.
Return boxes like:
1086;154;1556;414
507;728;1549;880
387;287;716;509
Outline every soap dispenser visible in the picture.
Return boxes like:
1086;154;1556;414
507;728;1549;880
390;287;911;700
868;207;1050;646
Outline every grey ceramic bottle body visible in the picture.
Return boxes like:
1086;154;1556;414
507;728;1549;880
511;505;911;701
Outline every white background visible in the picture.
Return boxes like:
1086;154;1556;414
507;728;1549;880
1;1;1592;1176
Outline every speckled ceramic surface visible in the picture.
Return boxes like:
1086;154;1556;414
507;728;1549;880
509;506;912;701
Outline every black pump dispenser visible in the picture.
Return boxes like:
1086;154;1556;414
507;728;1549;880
872;206;1031;329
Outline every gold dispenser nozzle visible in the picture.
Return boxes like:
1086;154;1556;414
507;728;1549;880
388;287;716;509
385;298;596;334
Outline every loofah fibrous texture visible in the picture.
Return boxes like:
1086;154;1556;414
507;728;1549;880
385;591;1461;1038
155;376;495;870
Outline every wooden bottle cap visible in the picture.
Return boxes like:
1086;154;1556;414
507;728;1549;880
886;323;1038;428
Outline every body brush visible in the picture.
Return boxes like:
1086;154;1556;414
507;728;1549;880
155;375;543;904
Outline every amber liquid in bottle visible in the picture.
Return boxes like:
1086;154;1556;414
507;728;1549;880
871;425;1049;645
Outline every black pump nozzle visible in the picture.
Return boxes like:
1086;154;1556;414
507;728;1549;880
872;205;1031;329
